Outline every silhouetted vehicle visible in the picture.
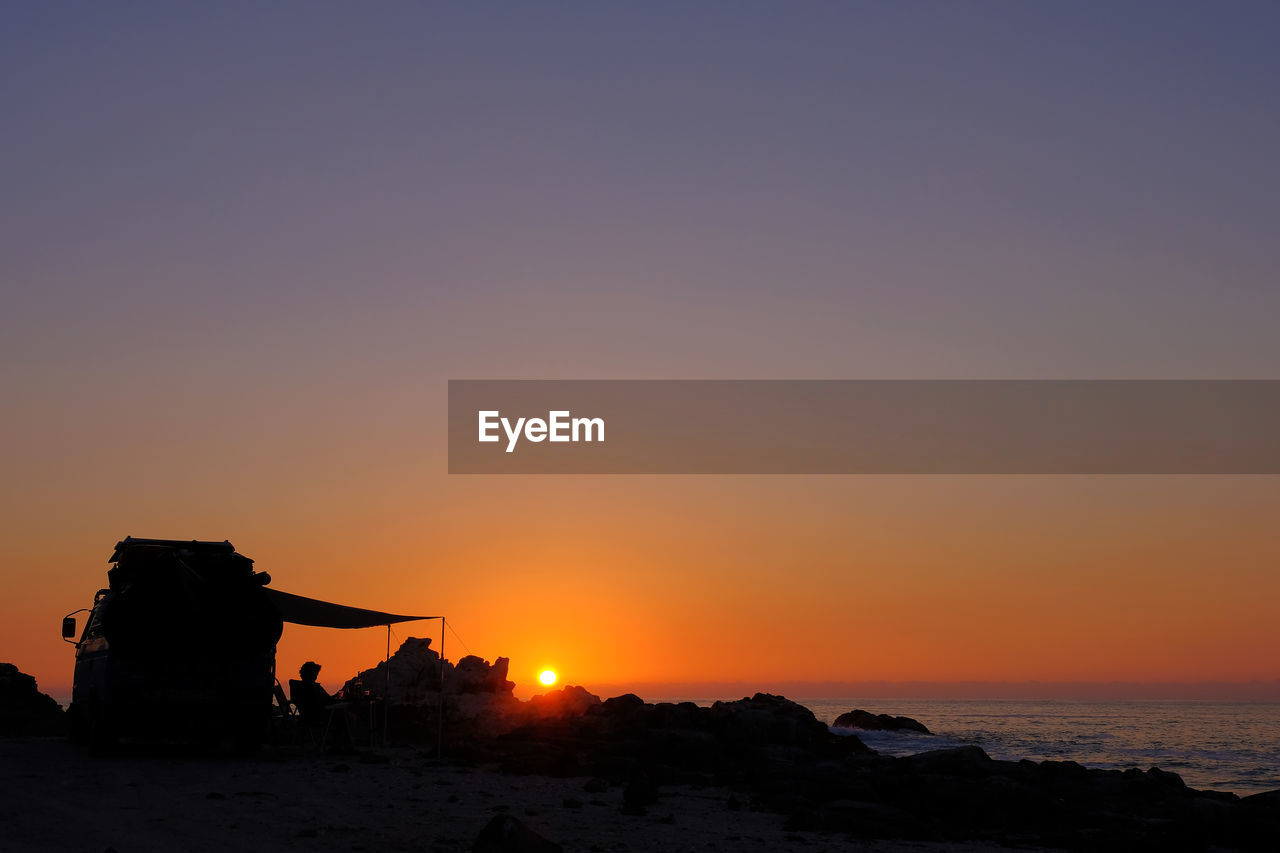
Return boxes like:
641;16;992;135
62;537;283;750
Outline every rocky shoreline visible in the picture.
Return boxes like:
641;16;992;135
350;641;1280;850
7;646;1280;851
457;691;1280;851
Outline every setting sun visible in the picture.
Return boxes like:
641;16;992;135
538;669;557;686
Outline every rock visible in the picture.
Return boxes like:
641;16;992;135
455;655;515;694
0;663;66;736
526;685;601;719
899;745;992;775
472;814;563;853
832;709;931;734
1146;766;1187;790
1241;790;1280;809
601;693;645;713
708;693;833;748
347;637;443;704
622;769;660;815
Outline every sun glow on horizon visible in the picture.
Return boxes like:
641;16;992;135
538;669;557;686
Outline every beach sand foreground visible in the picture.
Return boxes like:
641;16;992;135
0;737;1042;853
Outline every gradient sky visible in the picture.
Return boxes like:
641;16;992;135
3;2;1279;699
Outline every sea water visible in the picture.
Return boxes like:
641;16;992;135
793;699;1280;796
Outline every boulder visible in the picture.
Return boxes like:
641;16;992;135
0;663;65;736
526;685;601;719
455;654;515;694
832;709;931;734
708;693;833;748
600;693;645;713
472;814;562;853
899;745;993;775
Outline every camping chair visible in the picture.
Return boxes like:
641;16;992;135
273;680;294;717
270;678;313;748
289;679;353;752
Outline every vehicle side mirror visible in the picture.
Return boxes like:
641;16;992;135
62;616;77;639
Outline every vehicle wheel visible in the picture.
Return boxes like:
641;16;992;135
86;703;117;755
230;710;269;755
67;702;89;747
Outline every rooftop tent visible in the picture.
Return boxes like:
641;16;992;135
109;537;238;563
264;588;436;629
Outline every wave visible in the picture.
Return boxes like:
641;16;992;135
806;698;1280;795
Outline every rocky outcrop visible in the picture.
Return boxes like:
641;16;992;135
345;637;515;704
347;638;523;739
0;663;65;736
778;746;1280;850
490;692;872;781
348;639;609;741
833;709;931;734
480;692;1280;850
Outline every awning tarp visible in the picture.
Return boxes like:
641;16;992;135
265;588;437;629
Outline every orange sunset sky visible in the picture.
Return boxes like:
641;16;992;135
4;5;1279;700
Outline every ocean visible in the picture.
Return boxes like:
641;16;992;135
792;698;1280;796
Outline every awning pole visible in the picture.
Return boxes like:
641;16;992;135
383;624;391;747
437;617;445;757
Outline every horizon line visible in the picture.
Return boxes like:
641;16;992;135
567;678;1280;702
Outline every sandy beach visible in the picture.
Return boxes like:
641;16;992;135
1;736;1031;853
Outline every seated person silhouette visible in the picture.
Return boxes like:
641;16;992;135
291;660;333;723
290;661;354;751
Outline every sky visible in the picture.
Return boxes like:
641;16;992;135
3;2;1279;700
